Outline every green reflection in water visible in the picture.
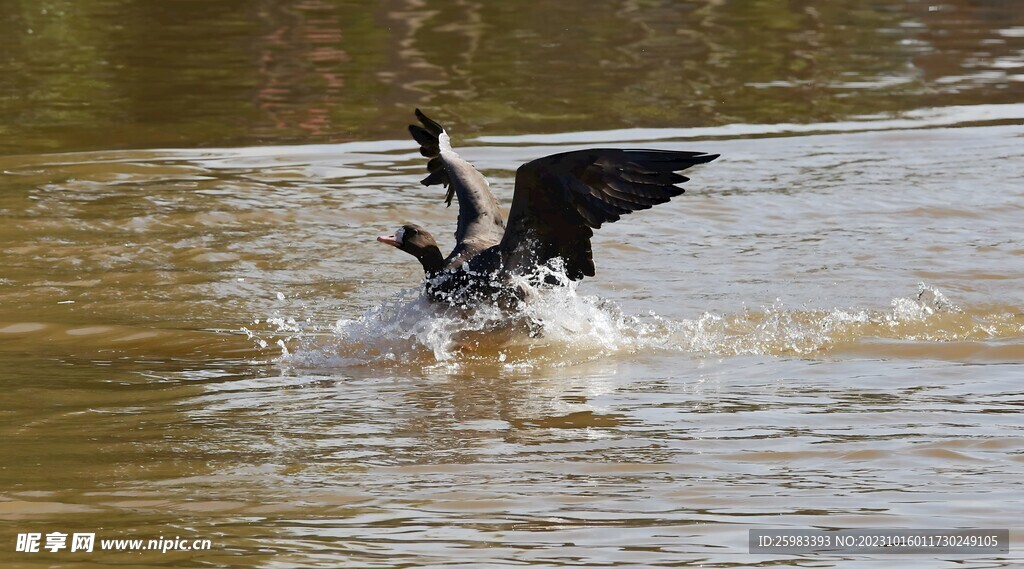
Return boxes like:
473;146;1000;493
0;0;1021;155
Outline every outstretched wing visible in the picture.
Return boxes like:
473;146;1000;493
408;109;505;262
498;149;718;280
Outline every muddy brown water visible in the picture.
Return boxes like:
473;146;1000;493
1;1;1023;567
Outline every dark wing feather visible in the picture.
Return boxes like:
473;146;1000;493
408;109;506;264
499;149;718;280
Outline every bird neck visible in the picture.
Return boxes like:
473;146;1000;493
417;246;445;276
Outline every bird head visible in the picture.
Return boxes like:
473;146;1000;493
377;223;444;274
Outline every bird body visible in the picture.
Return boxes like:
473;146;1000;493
378;110;718;307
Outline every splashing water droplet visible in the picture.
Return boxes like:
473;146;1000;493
238;274;1016;367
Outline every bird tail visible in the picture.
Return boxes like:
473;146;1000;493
408;109;455;205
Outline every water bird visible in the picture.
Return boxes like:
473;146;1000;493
378;109;718;306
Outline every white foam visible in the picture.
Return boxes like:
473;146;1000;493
246;280;1015;367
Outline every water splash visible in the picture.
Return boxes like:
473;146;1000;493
245;282;1023;367
673;284;1022;358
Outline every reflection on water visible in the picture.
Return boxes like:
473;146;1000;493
1;0;1022;154
2;1;1024;566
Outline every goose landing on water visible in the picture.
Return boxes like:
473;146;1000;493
377;109;719;307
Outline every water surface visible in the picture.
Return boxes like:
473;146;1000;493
1;1;1023;567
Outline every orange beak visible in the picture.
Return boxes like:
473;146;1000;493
376;234;401;247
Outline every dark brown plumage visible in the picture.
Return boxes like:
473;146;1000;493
378;109;718;304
